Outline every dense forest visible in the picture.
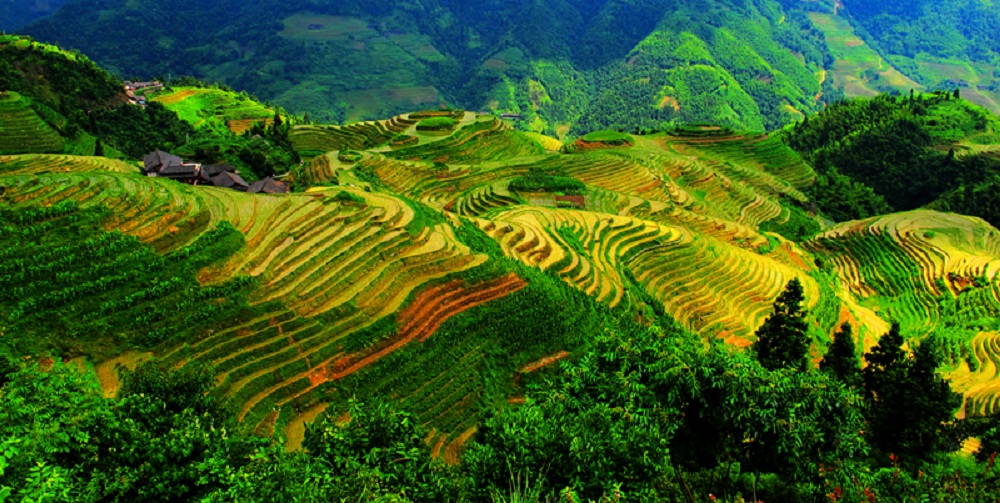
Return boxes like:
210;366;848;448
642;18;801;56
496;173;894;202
782;92;1000;225
19;0;834;134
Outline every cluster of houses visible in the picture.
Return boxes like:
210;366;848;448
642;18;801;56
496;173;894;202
143;150;288;194
124;80;164;106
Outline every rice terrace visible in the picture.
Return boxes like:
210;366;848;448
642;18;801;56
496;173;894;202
5;106;1000;443
4;0;1000;496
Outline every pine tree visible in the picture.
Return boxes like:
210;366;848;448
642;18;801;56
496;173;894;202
753;278;810;370
820;322;860;385
862;324;962;464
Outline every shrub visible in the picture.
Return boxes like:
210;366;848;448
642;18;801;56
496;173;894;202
415;117;457;131
509;175;586;195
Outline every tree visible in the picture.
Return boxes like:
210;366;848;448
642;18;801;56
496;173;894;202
753;278;810;370
820;322;861;385
93;138;104;157
954;88;961;100
303;399;454;503
978;413;1000;462
862;324;962;464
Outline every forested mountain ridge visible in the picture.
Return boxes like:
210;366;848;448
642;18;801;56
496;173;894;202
781;91;1000;226
20;0;836;135
0;0;68;31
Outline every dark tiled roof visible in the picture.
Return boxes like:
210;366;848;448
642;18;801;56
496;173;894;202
159;163;199;178
210;171;249;190
248;177;288;194
143;150;183;173
202;163;237;177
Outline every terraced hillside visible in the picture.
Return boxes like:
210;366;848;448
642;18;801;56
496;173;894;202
0;92;66;154
152;87;278;134
6;110;1000;461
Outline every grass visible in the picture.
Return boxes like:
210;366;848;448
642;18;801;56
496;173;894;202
152;87;275;134
581;131;633;145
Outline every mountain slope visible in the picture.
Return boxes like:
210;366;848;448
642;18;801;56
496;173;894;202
7;110;1000;441
0;0;69;31
24;0;834;134
839;0;1000;109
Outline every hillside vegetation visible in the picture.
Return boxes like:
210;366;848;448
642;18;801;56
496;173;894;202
22;0;838;135
783;92;1000;225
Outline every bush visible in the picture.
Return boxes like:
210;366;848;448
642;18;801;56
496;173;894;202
415;117;457;131
509;175;586;195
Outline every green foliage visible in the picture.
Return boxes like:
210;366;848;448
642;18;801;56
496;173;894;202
752;278;810;370
0;359;267;503
0;204;257;359
759;202;821;242
330;190;366;205
508;175;586;195
821;322;861;386
783;93;1000;221
805;167;893;222
862;323;963;465
303;399;455;503
87;101;194;159
415;117;457;131
580;131;633;145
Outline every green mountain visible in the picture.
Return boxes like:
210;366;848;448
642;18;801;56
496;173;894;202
782;90;1000;224
22;0;836;135
0;0;69;31
842;0;1000;107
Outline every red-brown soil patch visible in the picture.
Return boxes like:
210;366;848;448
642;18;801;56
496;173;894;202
554;195;585;208
658;95;680;112
781;242;811;270
444;427;477;465
314;273;527;383
519;350;570;373
229;118;273;134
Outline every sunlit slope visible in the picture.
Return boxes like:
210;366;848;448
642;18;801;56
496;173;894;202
300;119;830;341
153;87;278;134
9;107;1000;445
806;210;1000;334
0;154;138;175
0;169;507;443
805;210;1000;416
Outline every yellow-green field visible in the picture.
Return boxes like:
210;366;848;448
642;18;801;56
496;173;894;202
7;111;1000;457
152;87;276;134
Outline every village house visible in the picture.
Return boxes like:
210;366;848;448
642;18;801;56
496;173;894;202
248;177;288;194
210;171;250;191
124;80;162;106
142;151;288;194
